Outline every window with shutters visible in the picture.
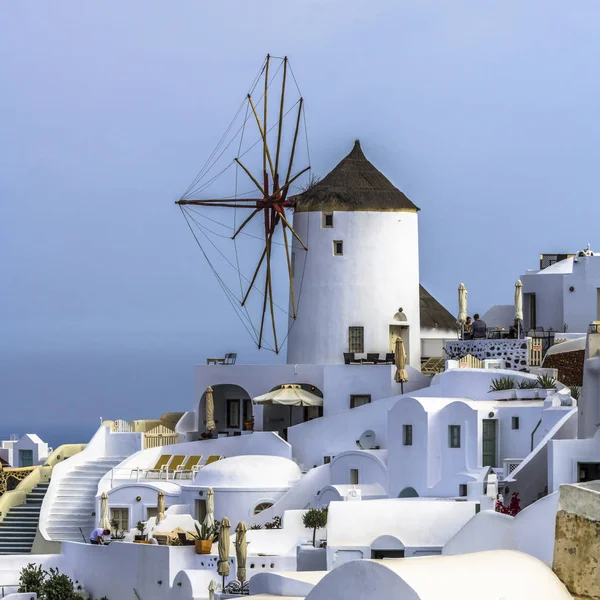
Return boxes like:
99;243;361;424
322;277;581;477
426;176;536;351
110;508;129;532
449;425;461;448
403;424;413;446
350;395;371;409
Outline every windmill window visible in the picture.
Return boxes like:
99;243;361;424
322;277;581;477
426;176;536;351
348;326;364;353
322;212;334;228
333;240;344;256
512;416;520;430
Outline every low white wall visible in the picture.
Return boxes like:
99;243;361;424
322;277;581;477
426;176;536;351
0;554;64;596
444;492;559;567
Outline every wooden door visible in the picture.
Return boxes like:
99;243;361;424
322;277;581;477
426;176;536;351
482;420;497;467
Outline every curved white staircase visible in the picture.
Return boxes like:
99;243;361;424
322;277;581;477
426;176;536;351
45;457;126;542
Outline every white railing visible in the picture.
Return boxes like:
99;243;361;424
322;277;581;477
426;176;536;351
112;420;134;433
109;466;197;488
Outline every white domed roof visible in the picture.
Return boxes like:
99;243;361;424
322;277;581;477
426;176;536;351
196;455;302;489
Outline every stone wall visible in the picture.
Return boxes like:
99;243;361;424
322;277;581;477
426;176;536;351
543;349;585;386
445;339;530;370
553;482;600;599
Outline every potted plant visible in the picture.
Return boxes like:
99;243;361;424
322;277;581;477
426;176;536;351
110;518;125;542
189;522;214;554
135;521;147;541
515;378;539;399
244;417;255;431
536;374;557;398
488;376;516;400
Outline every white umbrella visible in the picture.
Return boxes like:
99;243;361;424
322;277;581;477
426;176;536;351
99;492;111;531
203;487;215;532
157;491;165;525
254;384;323;430
515;279;523;325
205;386;216;432
208;580;218;600
458;283;468;325
253;384;323;407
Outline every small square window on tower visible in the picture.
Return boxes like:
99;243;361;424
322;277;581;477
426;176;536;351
512;416;520;430
322;212;334;228
333;240;344;256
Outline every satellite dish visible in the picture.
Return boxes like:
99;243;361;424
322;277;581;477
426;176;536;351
357;430;377;450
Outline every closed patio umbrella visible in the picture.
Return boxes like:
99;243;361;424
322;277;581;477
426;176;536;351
394;338;408;394
99;492;110;530
205;386;216;432
208;579;218;600
515;280;523;337
203;487;215;532
218;517;231;588
458;283;468;337
157;491;165;525
235;522;247;584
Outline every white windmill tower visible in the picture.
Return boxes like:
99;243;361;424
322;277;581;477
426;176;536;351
287;140;422;367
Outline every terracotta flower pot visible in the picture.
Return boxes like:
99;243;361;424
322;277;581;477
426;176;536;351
195;539;212;554
244;421;254;431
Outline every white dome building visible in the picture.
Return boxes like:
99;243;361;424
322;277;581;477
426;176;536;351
288;141;422;367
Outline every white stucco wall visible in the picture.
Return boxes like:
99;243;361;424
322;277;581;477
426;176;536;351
287;210;421;367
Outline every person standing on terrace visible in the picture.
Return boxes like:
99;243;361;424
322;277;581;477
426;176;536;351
472;314;487;339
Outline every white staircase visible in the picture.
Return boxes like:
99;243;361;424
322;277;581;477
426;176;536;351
45;457;126;542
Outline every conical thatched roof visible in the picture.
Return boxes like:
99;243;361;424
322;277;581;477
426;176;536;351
293;140;419;213
420;285;458;330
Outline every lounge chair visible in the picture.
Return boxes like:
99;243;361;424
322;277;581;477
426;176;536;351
174;455;203;479
162;455;186;478
137;454;172;478
204;455;223;466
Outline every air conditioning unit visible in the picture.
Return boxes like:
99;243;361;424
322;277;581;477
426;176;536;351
483;359;503;369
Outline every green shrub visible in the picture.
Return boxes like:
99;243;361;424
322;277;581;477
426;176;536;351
489;377;515;392
569;386;581;400
44;567;76;600
517;379;538;389
18;563;46;596
536;374;557;389
302;508;328;547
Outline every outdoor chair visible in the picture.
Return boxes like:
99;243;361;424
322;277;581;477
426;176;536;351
173;455;203;479
161;455;186;478
136;454;172;478
343;352;362;365
204;455;223;466
153;534;169;546
384;353;395;364
224;353;237;365
366;353;380;364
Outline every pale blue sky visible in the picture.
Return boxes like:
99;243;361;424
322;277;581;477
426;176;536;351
2;1;600;434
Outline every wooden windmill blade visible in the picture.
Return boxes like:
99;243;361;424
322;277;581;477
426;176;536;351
175;54;310;354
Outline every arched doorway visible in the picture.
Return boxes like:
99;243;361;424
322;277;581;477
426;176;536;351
398;487;419;498
261;383;323;440
198;384;252;437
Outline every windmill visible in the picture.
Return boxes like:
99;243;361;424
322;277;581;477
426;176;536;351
176;55;311;354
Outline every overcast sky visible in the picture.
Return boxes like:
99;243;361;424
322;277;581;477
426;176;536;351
2;1;600;435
